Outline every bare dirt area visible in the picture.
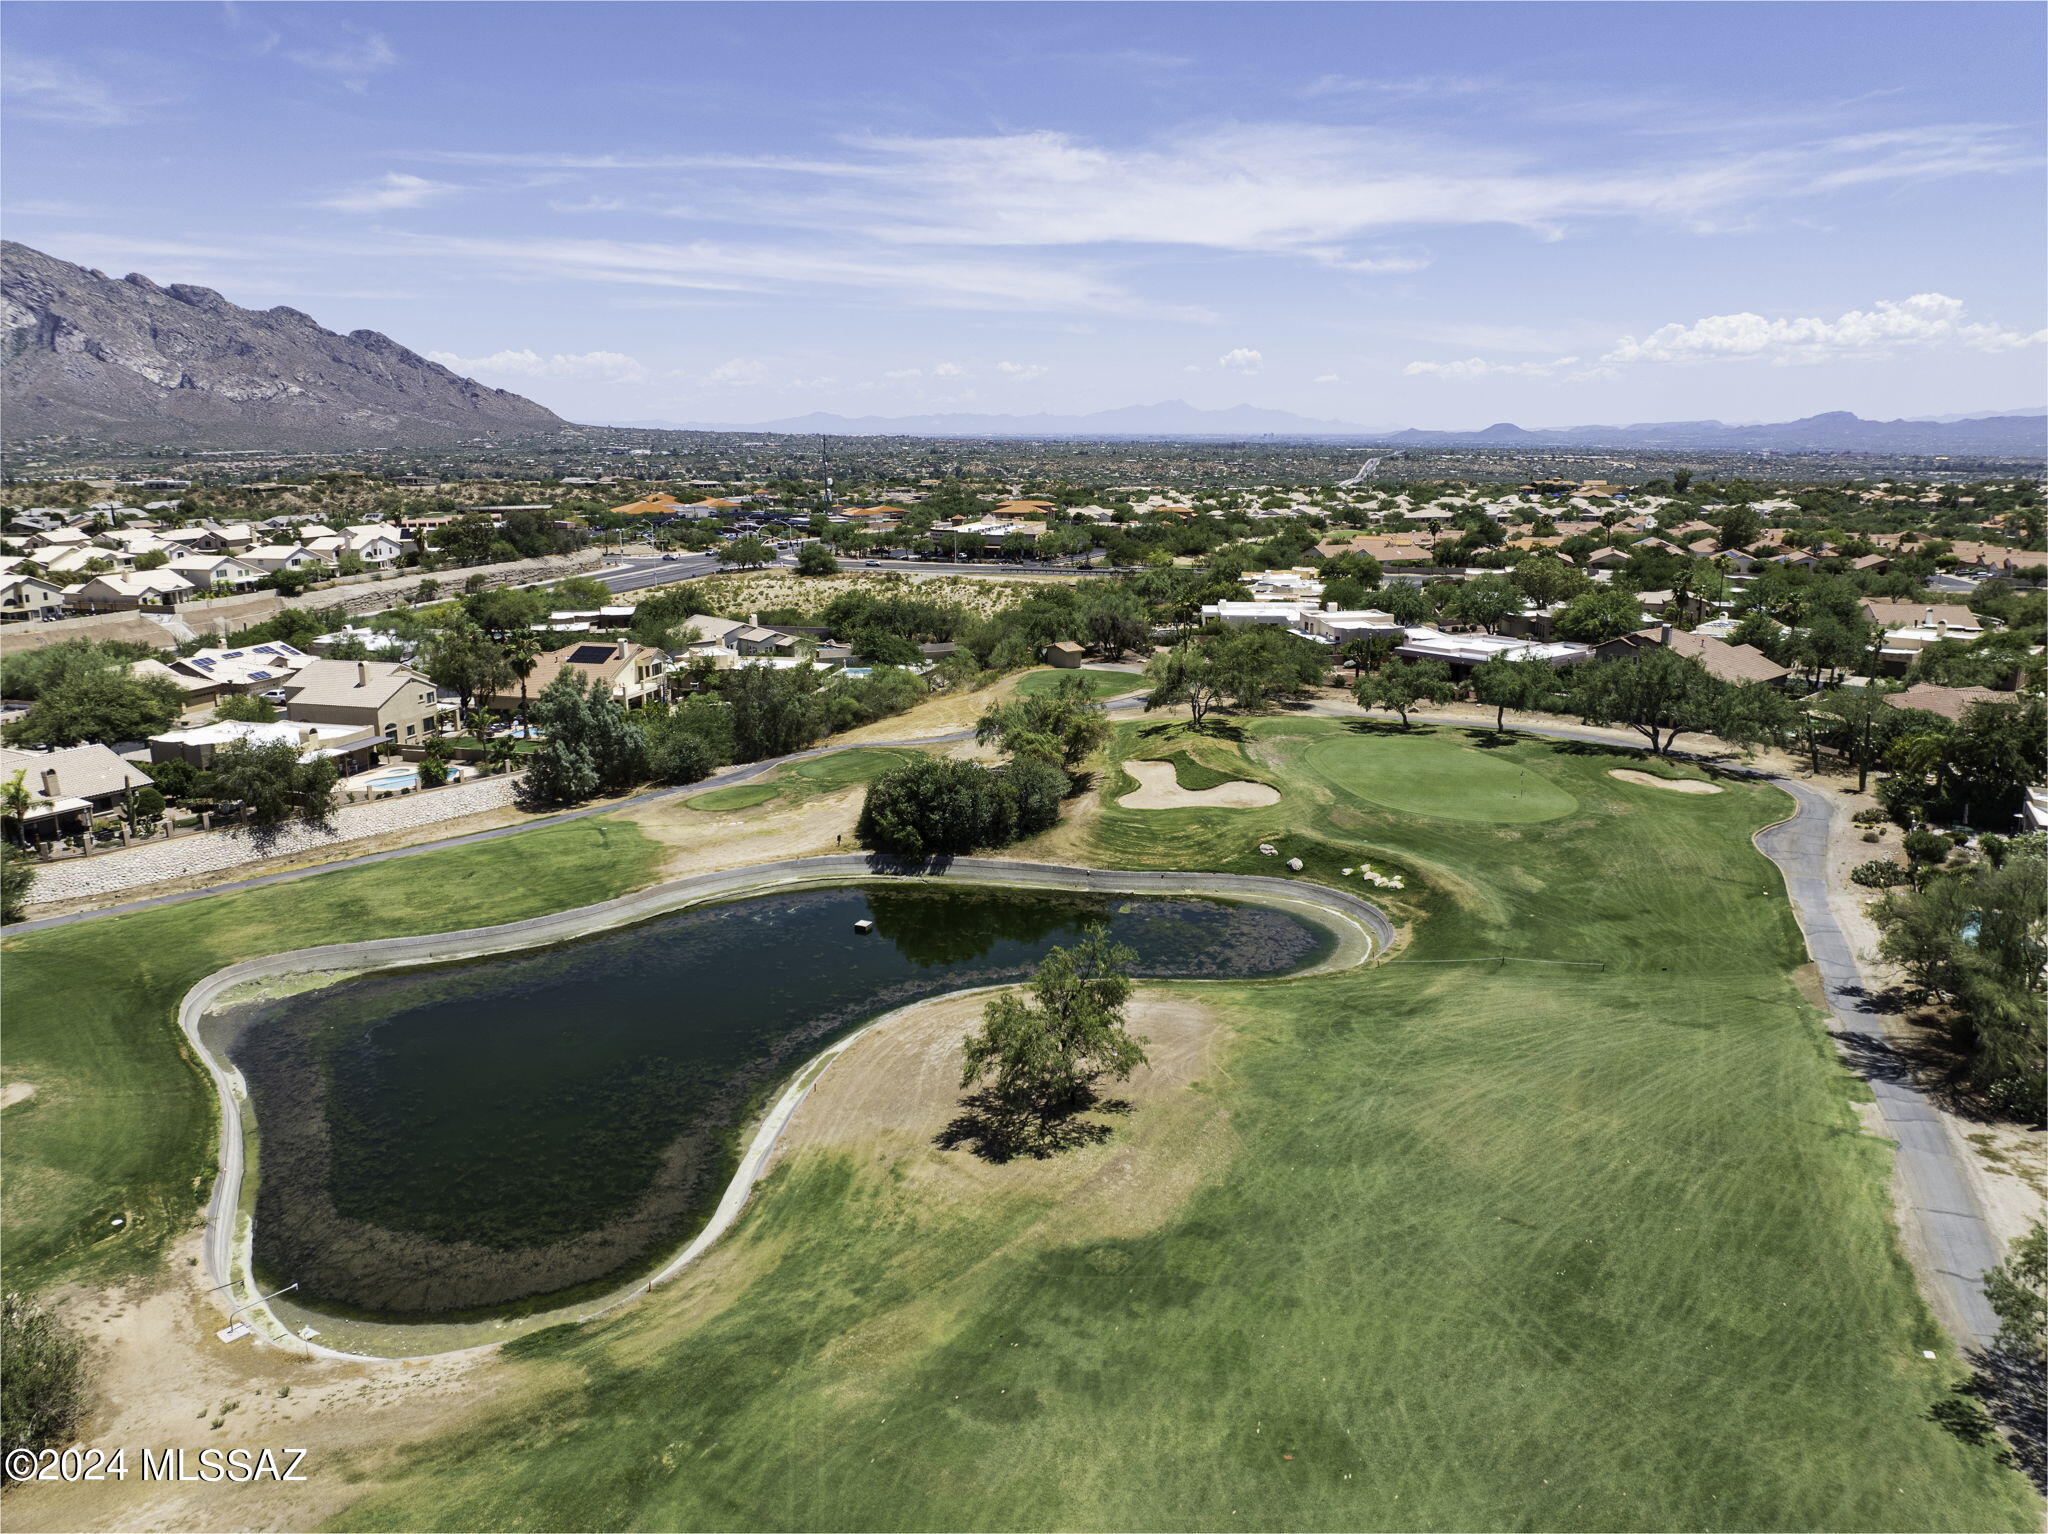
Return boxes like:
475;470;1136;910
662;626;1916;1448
831;675;1020;744
771;988;1235;1240
1117;760;1282;810
1608;768;1723;795
622;785;865;878
2;1080;36;1110
3;1235;501;1534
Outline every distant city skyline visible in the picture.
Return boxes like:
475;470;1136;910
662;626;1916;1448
4;1;2042;430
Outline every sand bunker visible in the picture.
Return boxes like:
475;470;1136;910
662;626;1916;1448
1610;768;1722;795
0;1082;35;1111
1118;760;1280;810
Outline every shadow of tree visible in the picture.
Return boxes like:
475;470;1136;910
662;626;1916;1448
1343;719;1432;738
934;1082;1133;1163
1963;1344;2045;1492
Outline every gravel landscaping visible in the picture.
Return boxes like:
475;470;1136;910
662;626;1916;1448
27;775;524;903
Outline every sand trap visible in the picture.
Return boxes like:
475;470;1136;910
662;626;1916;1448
1118;760;1280;810
1610;768;1722;795
0;1081;34;1110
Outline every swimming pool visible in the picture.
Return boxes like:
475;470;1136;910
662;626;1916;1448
366;770;419;792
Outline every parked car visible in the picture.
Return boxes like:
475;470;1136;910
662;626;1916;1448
662;553;681;561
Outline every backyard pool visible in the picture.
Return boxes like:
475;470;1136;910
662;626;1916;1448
212;884;1335;1319
366;769;419;792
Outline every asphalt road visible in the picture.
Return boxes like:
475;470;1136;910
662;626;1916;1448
589;551;1118;595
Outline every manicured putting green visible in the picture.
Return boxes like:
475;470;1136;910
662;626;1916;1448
1303;731;1578;823
684;782;780;812
1014;667;1136;700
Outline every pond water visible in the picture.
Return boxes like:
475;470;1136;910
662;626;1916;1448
217;883;1331;1321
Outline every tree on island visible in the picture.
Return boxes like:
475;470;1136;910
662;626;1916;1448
716;535;775;569
939;929;1149;1161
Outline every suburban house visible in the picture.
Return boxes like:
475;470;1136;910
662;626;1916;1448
487;641;670;713
1862;601;1986;669
1880;683;2011;723
241;545;329;576
168;641;315;699
147;718;381;775
280;659;447;743
1299;608;1407;644
67;570;200;612
0;742;154;839
1394;629;1592;676
1595;625;1792;685
167;554;263;590
0;573;66;621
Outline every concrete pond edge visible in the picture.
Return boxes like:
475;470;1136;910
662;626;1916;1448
179;855;1395;1363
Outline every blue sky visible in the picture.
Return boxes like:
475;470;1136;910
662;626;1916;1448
4;1;2042;429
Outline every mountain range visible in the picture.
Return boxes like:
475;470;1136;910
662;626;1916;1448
3;242;2040;458
1;241;561;447
630;401;2048;454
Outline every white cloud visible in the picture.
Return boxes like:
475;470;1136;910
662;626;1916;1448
1403;356;1580;381
1601;293;2045;366
426;348;650;383
1;55;174;126
995;361;1047;380
881;367;923;380
313;173;458;214
1219;347;1264;372
705;358;771;387
1313;373;1342;384
1403;292;2046;381
930;361;965;377
283;30;398;92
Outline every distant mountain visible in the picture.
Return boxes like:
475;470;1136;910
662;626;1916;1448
618;400;2045;455
624;400;1402;437
2;241;563;447
1381;410;2048;454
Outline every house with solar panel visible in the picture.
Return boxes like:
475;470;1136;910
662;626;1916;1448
484;641;671;715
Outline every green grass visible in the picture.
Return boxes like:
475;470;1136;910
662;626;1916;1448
1125;724;1278;792
322;720;2038;1532
683;746;929;812
684;782;783;812
1014;665;1140;701
1299;726;1578;823
0;820;663;1295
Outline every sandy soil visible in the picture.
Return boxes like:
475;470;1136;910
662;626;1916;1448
2;1080;36;1110
1608;768;1723;795
830;674;1019;744
770;989;1233;1239
623;783;866;878
1117;760;1281;810
3;1234;501;1534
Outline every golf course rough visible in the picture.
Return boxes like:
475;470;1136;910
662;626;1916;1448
6;720;2038;1532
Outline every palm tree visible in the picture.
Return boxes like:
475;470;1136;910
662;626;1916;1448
0;769;54;846
501;633;544;726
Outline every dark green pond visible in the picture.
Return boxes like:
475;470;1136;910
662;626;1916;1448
221;883;1331;1320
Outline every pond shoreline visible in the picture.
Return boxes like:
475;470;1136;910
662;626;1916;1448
181;856;1394;1362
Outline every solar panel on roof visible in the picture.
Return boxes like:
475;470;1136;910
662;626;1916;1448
566;645;617;665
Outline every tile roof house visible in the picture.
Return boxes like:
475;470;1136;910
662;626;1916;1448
0;573;65;621
68;570;199;611
169;642;315;694
1596;625;1792;685
485;641;670;712
280;659;447;742
0;742;153;832
1880;683;2012;723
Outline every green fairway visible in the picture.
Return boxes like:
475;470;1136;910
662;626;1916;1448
683;781;782;811
683;746;929;812
0;820;663;1295
320;720;2037;1532
1014;665;1139;700
1300;727;1579;823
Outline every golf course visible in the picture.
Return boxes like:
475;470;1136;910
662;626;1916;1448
2;718;2036;1531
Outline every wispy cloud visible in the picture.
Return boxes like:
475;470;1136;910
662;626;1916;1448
1218;347;1264;372
406;119;2035;273
1404;356;1580;381
312;173;460;214
1;54;175;126
426;348;650;383
281;28;398;92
